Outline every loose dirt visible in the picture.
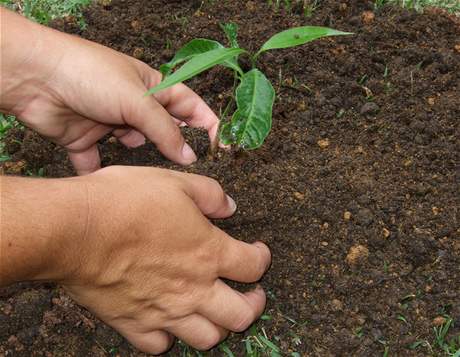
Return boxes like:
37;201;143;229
1;0;459;355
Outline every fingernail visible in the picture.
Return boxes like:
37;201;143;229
226;194;237;212
182;142;197;163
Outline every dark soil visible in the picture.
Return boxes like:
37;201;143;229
1;0;459;356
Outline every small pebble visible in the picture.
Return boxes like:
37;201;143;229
383;228;390;238
317;138;330;149
3;160;26;174
132;47;144;60
362;11;375;24
355;208;373;226
297;101;307;111
107;136;118;144
246;1;256;11
130;19;142;32
344;211;352;221
294;192;305;201
360;102;380;116
346;244;369;266
331;299;344;311
433;316;446;326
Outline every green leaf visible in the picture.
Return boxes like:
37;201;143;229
146;47;245;95
159;39;222;76
220;69;275;149
257;26;352;56
220;22;239;48
159;38;243;77
0;154;11;162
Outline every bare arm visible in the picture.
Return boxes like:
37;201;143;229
0;175;86;285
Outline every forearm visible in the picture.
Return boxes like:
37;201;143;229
0;7;64;114
0;175;86;285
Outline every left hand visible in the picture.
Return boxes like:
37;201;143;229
1;9;219;175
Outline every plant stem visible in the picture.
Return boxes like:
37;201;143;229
250;54;257;68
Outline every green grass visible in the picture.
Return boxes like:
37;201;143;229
408;317;460;356
0;114;22;163
175;314;304;356
374;0;460;14
267;0;320;17
0;0;92;27
176;324;285;357
269;0;460;16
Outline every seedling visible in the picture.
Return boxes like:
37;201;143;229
147;24;352;150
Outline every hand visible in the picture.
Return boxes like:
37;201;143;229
56;166;271;354
1;9;219;175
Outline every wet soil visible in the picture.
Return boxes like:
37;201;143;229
1;0;459;356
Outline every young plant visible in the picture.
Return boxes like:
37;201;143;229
147;24;352;150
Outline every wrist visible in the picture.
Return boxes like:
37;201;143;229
0;8;66;115
0;175;88;285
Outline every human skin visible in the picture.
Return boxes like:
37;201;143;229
0;8;271;355
1;7;219;175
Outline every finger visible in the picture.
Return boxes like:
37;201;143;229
122;329;174;355
174;172;236;218
128;94;197;165
166;314;228;351
67;144;101;176
172;117;188;127
218;240;271;283
199;282;266;332
113;128;146;148
142;67;219;143
155;85;219;143
64;121;113;151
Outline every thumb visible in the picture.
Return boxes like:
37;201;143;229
68;145;101;176
127;92;197;165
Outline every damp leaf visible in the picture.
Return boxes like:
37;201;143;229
147;47;245;95
219;69;275;149
159;39;242;77
257;26;352;56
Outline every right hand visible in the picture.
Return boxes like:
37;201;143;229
58;166;271;354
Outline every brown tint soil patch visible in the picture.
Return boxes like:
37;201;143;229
1;0;459;356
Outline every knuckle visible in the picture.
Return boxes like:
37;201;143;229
255;244;271;276
205;177;224;197
148;342;171;356
231;311;255;332
256;252;269;277
195;330;221;351
168;125;185;145
132;335;173;355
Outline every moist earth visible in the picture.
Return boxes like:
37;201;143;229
1;0;459;356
